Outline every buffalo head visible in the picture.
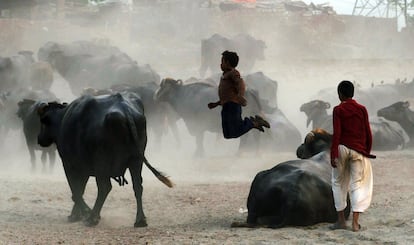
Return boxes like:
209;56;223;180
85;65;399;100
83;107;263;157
37;102;67;147
296;128;332;159
154;78;183;102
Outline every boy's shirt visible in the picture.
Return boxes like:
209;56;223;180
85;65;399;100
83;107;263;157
218;68;247;106
331;98;373;159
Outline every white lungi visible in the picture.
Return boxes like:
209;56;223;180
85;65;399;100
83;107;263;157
331;144;373;212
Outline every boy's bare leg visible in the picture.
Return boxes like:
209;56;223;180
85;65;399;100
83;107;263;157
329;210;347;230
352;212;361;232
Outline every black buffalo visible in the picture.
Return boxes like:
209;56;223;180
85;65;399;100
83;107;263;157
154;78;271;157
82;82;181;150
0;88;58;147
300;100;332;132
310;79;414;115
17;99;57;172
296;128;332;159
244;71;278;108
377;101;414;147
232;150;350;228
199;33;266;77
240;108;302;153
29;61;54;90
37;92;173;227
0;50;34;91
38;40;160;96
299;99;407;151
207;71;279;108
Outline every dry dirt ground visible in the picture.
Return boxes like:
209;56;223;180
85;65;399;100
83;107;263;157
1;145;413;245
1;8;414;245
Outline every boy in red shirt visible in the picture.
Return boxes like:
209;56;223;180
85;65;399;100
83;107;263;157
208;50;270;138
330;80;375;232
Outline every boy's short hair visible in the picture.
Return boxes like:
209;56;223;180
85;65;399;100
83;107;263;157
221;50;239;67
337;80;354;98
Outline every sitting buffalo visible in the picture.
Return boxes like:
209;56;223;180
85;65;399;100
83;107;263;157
377;101;414;147
232;131;350;228
37;92;173;227
299;99;407;151
296;128;332;159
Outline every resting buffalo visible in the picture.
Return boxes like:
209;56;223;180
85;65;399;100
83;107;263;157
232;150;350;228
199;33;266;77
310;79;414;115
17;99;57;172
37;92;173;227
296;128;332;159
240;108;302;153
37;40;160;95
299;99;407;151
244;72;278;108
377;101;414;147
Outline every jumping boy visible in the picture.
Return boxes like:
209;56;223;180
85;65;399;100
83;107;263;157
207;50;270;139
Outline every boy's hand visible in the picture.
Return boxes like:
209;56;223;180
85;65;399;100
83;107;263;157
208;102;219;109
331;158;339;168
239;97;247;106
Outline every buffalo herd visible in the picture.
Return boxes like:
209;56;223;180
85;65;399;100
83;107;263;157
1;37;413;229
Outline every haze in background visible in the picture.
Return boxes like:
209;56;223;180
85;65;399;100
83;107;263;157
0;1;412;182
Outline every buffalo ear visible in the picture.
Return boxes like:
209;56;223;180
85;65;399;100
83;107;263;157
37;103;48;116
325;102;331;109
403;101;410;108
177;79;183;85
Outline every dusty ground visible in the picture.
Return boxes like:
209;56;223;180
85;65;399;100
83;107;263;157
1;143;414;245
1;5;414;244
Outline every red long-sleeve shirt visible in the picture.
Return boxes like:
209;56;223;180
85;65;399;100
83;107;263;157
218;68;247;106
330;98;374;160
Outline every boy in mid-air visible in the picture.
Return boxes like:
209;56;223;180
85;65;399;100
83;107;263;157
208;50;270;139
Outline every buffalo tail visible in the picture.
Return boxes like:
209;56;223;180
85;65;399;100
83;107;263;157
143;157;174;188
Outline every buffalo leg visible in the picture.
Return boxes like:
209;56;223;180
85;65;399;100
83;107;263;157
28;146;36;172
169;121;181;149
48;149;56;173
40;151;47;173
129;160;146;227
84;176;112;227
65;171;91;222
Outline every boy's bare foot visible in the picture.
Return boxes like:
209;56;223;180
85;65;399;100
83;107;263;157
255;115;270;128
329;222;347;230
352;224;362;232
250;116;264;132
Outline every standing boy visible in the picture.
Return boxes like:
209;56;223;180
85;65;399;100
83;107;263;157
208;50;270;139
330;80;375;232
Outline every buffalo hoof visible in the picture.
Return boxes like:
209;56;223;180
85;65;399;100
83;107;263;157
134;219;148;228
68;213;82;222
84;215;100;227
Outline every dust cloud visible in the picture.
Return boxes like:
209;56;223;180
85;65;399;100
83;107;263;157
0;0;413;211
